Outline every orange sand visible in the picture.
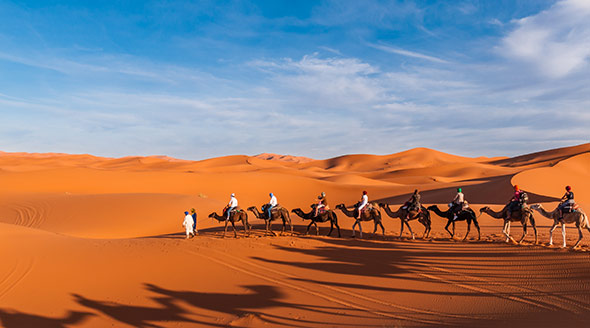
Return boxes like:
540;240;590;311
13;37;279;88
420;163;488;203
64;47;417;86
1;144;589;327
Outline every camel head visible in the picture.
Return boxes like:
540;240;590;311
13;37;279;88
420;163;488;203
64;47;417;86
378;203;386;208
246;206;257;212
335;203;346;210
479;206;490;213
426;205;437;211
530;204;542;210
207;212;216;219
291;208;307;221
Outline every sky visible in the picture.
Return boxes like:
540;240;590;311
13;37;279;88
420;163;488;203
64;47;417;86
0;0;589;160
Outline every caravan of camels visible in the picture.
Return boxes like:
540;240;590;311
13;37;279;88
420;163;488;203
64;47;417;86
194;185;589;249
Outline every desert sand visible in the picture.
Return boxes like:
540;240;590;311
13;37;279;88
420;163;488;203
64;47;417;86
1;144;589;327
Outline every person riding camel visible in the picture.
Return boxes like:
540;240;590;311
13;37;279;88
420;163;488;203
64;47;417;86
314;192;328;217
405;189;421;220
450;188;464;221
225;193;238;221
356;191;369;219
401;189;421;216
267;192;278;218
558;185;575;219
506;185;523;219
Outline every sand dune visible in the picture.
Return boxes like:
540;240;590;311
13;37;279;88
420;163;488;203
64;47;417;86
1;144;590;327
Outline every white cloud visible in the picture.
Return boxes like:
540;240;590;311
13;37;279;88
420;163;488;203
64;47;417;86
500;0;590;78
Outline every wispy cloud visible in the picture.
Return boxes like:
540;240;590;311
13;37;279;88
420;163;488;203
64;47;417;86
368;43;450;64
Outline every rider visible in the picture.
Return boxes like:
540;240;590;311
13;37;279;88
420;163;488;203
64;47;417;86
450;188;464;221
225;193;238;221
506;185;522;219
558;185;575;218
314;192;328;217
357;191;368;219
404;189;421;220
267;192;278;218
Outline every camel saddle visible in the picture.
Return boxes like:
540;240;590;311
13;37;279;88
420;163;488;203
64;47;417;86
562;203;579;213
360;203;375;213
223;206;242;216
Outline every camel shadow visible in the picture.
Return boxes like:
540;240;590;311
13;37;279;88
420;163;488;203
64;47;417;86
143;283;368;326
71;283;364;327
0;308;94;328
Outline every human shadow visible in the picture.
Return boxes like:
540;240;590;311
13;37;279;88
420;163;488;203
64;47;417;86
0;308;94;328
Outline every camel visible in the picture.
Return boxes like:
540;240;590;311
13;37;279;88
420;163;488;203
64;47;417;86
208;209;250;238
427;205;480;241
291;205;341;237
247;205;293;236
479;206;537;244
378;203;431;239
335;203;383;238
530;203;590;248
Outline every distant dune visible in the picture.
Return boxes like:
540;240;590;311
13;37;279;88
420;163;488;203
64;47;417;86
254;153;315;163
1;143;589;327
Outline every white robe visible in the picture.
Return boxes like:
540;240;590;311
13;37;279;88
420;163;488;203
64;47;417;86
183;214;194;237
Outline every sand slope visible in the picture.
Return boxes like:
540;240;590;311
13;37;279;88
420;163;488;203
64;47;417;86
1;144;590;327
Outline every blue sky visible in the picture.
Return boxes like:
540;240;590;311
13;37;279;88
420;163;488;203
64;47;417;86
1;0;589;159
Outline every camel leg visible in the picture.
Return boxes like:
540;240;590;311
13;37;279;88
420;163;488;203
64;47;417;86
462;221;471;241
306;221;313;235
379;221;385;236
505;221;512;242
335;221;341;238
328;221;334;237
315;222;320;236
405;221;415;240
351;221;357;238
358;221;363;239
223;221;228;238
444;221;453;238
267;220;277;237
548;222;557;246
561;222;567;248
399;220;404;238
518;222;527;244
452;221;456;236
530;216;538;244
474;219;481;241
502;221;511;242
419;218;428;239
573;224;583;249
231;221;238;238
